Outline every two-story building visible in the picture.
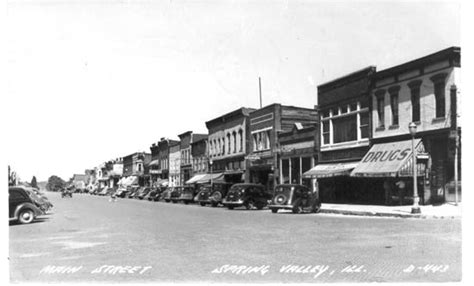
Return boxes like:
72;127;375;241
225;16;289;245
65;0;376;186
178;131;208;185
304;67;377;204
122;152;152;187
168;142;181;186
351;47;461;205
206;107;256;184
247;104;318;191
185;136;208;184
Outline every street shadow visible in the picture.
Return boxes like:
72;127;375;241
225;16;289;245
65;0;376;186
9;217;50;227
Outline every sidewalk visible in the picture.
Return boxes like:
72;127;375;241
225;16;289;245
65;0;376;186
319;202;462;219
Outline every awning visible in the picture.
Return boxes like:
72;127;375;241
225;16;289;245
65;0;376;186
303;162;359;178
195;173;224;184
351;139;427;177
185;174;207;184
149;159;159;166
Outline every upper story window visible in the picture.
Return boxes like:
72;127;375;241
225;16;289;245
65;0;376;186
232;131;237;153
375;90;385;128
320;101;368;146
226;133;231;154
431;73;447;118
238;129;243;152
388;86;400;126
137;163;142;172
408;80;422;123
252;129;271;151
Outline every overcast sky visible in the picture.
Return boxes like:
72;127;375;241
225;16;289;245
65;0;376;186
4;0;460;182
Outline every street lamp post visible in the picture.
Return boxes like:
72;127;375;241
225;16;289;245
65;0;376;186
409;122;421;214
209;159;213;189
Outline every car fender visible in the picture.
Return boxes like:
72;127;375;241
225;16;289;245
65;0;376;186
14;202;44;219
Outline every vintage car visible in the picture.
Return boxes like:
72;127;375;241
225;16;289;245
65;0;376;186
194;185;212;206
179;186;197;204
114;187;129;198
170;186;183;203
161;187;173;202
61;188;73;198
268;184;321;214
23;187;53;212
137;187;152;200
143;188;159;201
208;183;233;207
126;186;140;198
9;187;45;224
222;183;272;210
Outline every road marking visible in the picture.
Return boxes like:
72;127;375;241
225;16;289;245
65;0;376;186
52;241;106;250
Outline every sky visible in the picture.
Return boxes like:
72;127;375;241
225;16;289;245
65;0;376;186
3;0;461;182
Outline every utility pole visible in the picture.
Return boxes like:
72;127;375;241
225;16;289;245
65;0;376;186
259;77;262;108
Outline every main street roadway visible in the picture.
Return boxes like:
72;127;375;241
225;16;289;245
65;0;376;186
9;191;461;283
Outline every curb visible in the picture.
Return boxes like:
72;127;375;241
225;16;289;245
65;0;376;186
319;209;460;219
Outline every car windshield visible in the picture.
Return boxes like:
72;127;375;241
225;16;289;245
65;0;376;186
274;186;293;194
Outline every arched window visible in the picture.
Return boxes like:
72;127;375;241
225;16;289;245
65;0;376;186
226;133;231;154
221;138;225;156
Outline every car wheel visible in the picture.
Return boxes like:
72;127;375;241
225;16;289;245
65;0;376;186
199;202;206;207
172;200;177;204
228;206;234;210
184;201;189;205
271;208;278;213
313;203;321;213
256;202;265;210
211;202;218;207
18;209;35;224
165;199;170;203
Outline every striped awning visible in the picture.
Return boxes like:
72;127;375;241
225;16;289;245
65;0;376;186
351;139;427;177
195;173;224;184
303;162;359;179
149;160;159;166
185;174;207;184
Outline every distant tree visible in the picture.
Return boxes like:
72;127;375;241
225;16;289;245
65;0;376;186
46;175;66;192
30;176;38;189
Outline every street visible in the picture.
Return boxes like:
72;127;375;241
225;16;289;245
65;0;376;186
9;192;461;283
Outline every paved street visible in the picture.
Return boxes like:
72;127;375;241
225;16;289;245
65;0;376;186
9;192;461;283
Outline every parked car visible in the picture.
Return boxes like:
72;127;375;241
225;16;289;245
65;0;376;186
208;183;233;207
194;185;212;206
161;187;172;202
144;188;158;201
126;186;140;198
222;183;272;210
137;187;152;200
114;187;129;198
268;184;321;214
179;186;197;204
9;187;45;224
170;186;183;203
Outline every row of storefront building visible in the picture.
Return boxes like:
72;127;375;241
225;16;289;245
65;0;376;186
77;46;461;206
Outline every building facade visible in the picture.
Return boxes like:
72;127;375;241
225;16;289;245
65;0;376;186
354;47;461;204
306;67;377;204
247;103;318;191
178;131;208;185
206;107;255;184
191;136;208;175
168;142;181;186
277;124;318;187
122;152;152;187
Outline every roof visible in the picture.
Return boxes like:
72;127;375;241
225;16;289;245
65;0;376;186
205;107;257;128
375;46;460;80
318;66;376;92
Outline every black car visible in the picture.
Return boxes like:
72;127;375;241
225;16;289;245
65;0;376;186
170;186;183;203
114;187;129;198
61;189;73;198
24;187;53;212
208;183;233;207
268;184;321;214
144;188;159;201
222;183;272;210
9;187;44;224
179;186;197;204
194;185;212;206
137;187;152;200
